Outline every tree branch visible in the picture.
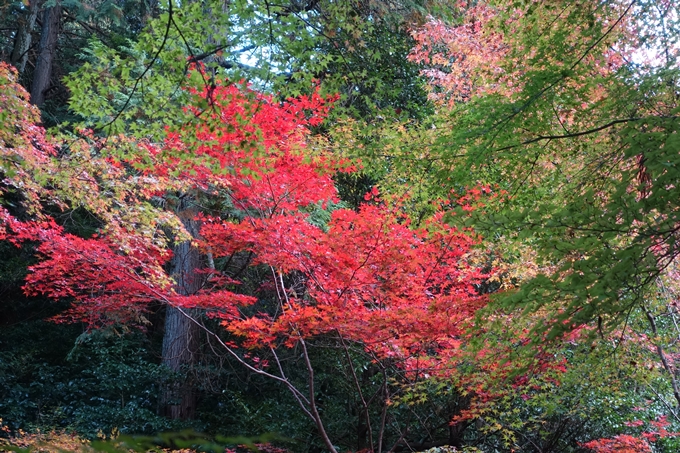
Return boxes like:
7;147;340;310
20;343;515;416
496;116;678;153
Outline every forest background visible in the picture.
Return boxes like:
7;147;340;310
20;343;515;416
1;0;679;452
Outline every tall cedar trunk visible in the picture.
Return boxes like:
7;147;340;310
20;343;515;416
30;1;61;106
11;0;42;74
161;204;203;420
158;0;223;418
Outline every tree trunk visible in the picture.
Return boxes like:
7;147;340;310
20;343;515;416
30;1;61;106
11;0;42;74
161;203;203;420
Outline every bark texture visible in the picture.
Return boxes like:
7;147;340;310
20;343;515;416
30;1;61;106
11;0;42;74
161;203;203;420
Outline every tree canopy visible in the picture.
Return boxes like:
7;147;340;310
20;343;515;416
2;0;680;452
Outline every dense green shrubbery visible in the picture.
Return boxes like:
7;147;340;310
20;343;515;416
0;324;178;438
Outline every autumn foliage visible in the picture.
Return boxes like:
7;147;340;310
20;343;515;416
409;2;510;106
1;61;488;383
201;204;486;370
4;0;673;445
582;434;653;453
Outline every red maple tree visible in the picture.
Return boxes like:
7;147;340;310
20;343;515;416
1;63;490;451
